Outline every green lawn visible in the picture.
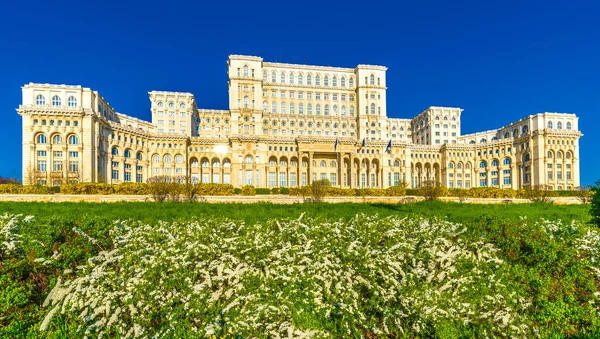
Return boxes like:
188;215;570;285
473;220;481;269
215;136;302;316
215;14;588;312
0;201;597;338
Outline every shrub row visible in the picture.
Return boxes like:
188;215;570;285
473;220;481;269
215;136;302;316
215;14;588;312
289;185;407;197
0;182;236;196
0;184;57;194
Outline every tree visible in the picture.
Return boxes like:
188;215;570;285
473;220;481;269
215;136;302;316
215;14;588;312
417;180;444;201
180;175;199;202
591;180;600;227
524;184;556;203
575;186;593;204
147;176;172;203
0;177;19;184
311;179;331;203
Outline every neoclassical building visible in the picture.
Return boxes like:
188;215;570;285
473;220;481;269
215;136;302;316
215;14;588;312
18;55;582;190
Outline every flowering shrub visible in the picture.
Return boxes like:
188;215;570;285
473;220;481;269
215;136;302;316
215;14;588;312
240;185;256;196
0;184;55;194
289;186;406;197
0;214;30;258
38;215;540;337
60;183;115;195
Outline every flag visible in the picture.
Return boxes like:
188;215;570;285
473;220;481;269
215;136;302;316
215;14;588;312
334;138;339;151
358;138;366;151
386;140;392;153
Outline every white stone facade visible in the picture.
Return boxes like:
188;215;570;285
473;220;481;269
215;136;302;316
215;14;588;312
17;55;583;190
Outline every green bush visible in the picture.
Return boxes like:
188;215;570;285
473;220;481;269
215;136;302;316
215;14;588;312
113;183;149;195
255;188;271;195
194;183;235;196
0;184;56;194
60;183;114;195
234;188;242;195
592;180;600;227
241;185;256;196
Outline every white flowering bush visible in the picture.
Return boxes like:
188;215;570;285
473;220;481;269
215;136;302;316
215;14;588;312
37;214;540;338
0;214;33;258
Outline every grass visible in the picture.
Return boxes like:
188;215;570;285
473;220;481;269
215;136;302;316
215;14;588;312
0;200;597;338
0;200;591;225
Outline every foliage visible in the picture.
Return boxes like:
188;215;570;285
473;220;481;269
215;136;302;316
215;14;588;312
592;180;600;227
194;183;235;196
0;184;56;194
0;177;19;184
241;185;256;196
310;179;331;202
523;185;557;203
289;185;406;198
575;186;594;204
417;180;446;201
255;188;271;195
147;176;172;203
60;183;115;195
113;183;150;195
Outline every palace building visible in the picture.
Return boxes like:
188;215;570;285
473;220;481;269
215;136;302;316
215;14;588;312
18;55;582;190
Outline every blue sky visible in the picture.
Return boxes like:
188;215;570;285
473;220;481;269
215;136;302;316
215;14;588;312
2;0;598;185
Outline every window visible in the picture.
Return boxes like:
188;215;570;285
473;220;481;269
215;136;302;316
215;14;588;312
36;134;47;144
280;72;286;83
566;122;572;130
52;95;61;106
36;94;45;105
298;73;303;85
53;160;62;172
124;149;131;158
491;159;499;167
244;96;249;108
243;65;248;77
263;71;267;82
164;155;172;163
272;102;277;113
324;104;329;116
52;135;63;144
175;155;183;163
68;135;78;144
289;73;295;84
271;71;276;82
547;121;553;129
67;96;77;107
370;103;375;114
479;161;486;168
324;75;329;86
315;75;321;86
557;122;563;129
37;160;47;172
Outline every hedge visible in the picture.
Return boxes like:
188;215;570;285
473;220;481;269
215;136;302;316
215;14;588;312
289;185;406;197
241;185;256;196
0;184;57;194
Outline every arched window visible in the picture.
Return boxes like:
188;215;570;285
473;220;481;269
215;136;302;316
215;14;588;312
557;122;563;129
324;75;329;86
152;154;160;163
272;102;277;113
333;105;338;116
566;122;572;130
191;159;199;167
369;74;375;85
290;103;295;114
466;163;471;169
36;133;47;144
212;159;220;167
324;104;329;116
289;73;295;84
566;152;572;159
480;138;487;143
491;159;499;167
271;71;276;82
175;155;183;163
469;140;476;144
298;73;303;85
479;161;487;168
299;103;304;114
243;96;249;108
279;159;287;167
330;161;336;167
280;72;286;84
370;103;375;114
52;135;62;144
350;106;354;116
307;104;312;114
503;158;511;165
223;159;231;168
316;104;321;115
180;103;186;109
263;101;268;111
164;155;172;163
332;76;337;87
448;162;454;169
67;96;77;107
52;95;61;106
341;77;346;88
124;149;131;158
457;162;463;169
513;129;518;138
504;132;510;139
547;151;553;158
349;77;354;88
243;65;248;77
523;153;530;162
307;74;312;85
281;102;286;113
320;160;326;167
557;151;563;159
522;125;529;134
262;71;267;82
202;159;209;167
36;94;45;105
547;121;553;129
136;152;143;160
245;155;252;164
341;106;346;116
68;135;78;144
111;146;119;155
315;75;321;86
157;102;163;107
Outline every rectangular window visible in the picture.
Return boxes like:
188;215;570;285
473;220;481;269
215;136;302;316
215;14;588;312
246;170;252;185
361;173;366;188
53;161;62;172
302;172;307;186
112;169;119;180
279;172;287;187
37;151;47;157
53;151;62;157
255;170;260;186
504;176;511;185
566;171;571;180
202;173;209;183
557;171;562;180
330;173;337;186
239;169;243;185
124;172;132;182
223;174;230;185
269;172;276;187
37;160;47;172
136;173;143;183
491;178;498;186
69;151;78;158
480;179;487;187
213;173;220;184
393;173;400;186
548;171;553;180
